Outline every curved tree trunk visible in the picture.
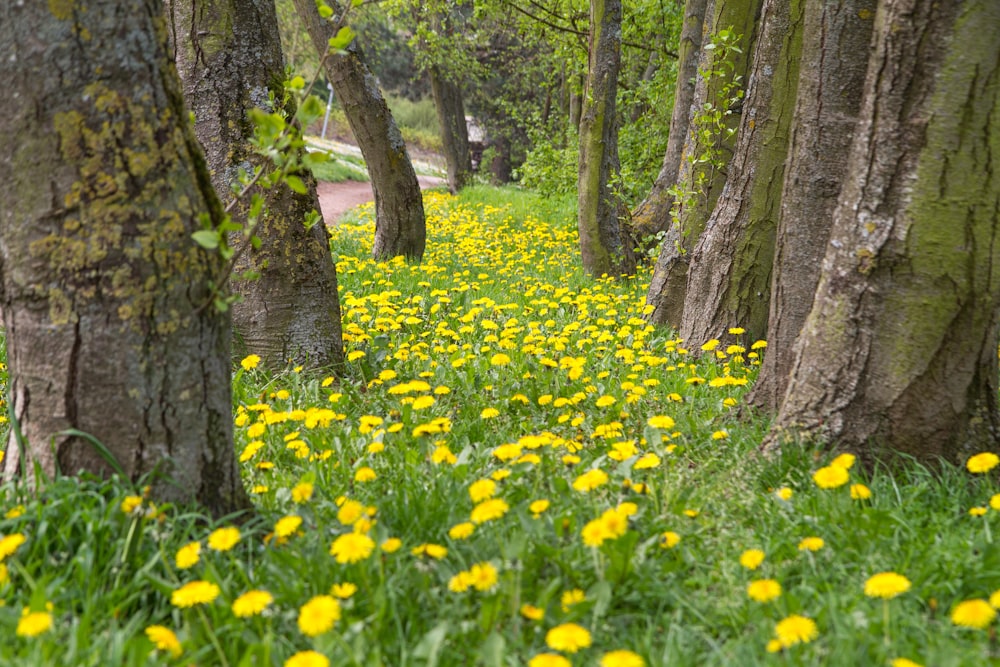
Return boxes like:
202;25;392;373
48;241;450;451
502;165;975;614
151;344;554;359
293;0;426;261
678;0;804;346
645;0;761;327
628;0;707;250
430;65;473;193
578;0;635;277
766;0;1000;464
748;0;875;411
167;0;344;371
0;0;248;516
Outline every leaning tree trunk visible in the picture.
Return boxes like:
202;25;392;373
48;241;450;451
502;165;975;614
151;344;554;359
628;0;707;251
578;0;635;277
293;0;426;261
766;0;1000;464
0;0;249;515
430;65;473;193
167;0;344;371
678;0;804;346
748;0;875;411
645;0;761;327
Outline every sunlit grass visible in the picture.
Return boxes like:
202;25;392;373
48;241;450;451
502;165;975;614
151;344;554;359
1;187;1000;666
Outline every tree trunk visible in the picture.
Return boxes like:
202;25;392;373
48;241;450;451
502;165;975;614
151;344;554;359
628;0;707;249
678;0;804;346
645;0;761;327
766;0;1000;464
577;0;635;277
430;65;473;193
293;0;426;261
167;0;344;371
0;0;249;516
748;0;875;411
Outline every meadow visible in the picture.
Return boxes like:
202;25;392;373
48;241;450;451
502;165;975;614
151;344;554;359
2;186;1000;666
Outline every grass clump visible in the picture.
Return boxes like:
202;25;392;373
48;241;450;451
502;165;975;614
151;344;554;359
2;187;1000;666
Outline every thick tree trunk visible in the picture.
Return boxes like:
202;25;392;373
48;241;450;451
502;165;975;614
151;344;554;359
430;65;473;193
167;0;344;371
628;0;707;249
293;0;426;261
678;0;804;346
0;0;249;515
578;0;635;277
749;0;875;411
645;0;761;327
766;0;1000;464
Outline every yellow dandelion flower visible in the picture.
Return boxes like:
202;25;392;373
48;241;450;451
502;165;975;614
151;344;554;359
951;598;996;629
739;549;765;570
747;579;782;603
411;395;435;410
175;541;201;569
660;531;681;548
232;590;273;617
529;499;550;517
546;622;592;653
354;467;377;482
970;506;988;517
595;395;616;407
521;604;545;621
329;533;375;564
468;478;497;502
633;453;661;469
470;498;509;524
0;533;26;562
600;650;645;667
797;537;824;552
381;538;402;553
774;614;818;647
291;482;314;504
207;526;241;552
411;543;447;559
967;452;1000;473
145;624;182;657
776;487;793;500
850;483;872;500
240;354;261;370
297;595;341;636
528;654;571;667
582;519;611;547
120;495;143;514
490;353;511;366
890;659;923;667
275;515;303;538
572;468;609;492
813;465;849;489
561;588;585;611
16;609;53;637
285;650;330;667
170;580;220;608
481;407;500;419
449;522;475;540
337;499;365;526
469;562;499;591
830;453;856;469
331;582;357;599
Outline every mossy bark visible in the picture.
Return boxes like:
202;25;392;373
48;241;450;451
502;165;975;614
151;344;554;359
645;0;761;327
678;0;804;346
766;0;1000;464
0;0;249;516
293;0;426;261
749;0;875;411
628;0;707;251
167;0;344;372
577;0;635;278
430;65;473;193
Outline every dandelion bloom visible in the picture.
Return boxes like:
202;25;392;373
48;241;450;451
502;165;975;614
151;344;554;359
173;541;201;569
774;614;818;647
528;654;571;667
16;609;53;637
297;595;341;636
545;623;592;653
747;579;782;603
207;526;241;552
561;589;586;611
490;353;511;366
468;479;497;502
990;494;1000;510
646;415;675;429
529;499;550;517
329;533;375;564
171;580;220;608
469;562;499;591
951;598;997;629
572;469;609;493
411;543;448;559
864;572;911;599
0;563;8;585
850;484;872;500
830;453;856;470
582;519;612;547
739;549;765;570
331;582;357;599
448;522;475;540
481;407;500;419
634;453;661;470
890;659;923;667
411;395;435;410
968;452;1000;473
601;650;645;667
812;465;849;489
231;590;273;617
521;604;545;621
120;495;143;514
448;571;474;593
275;515;303;539
970;506;988;517
470;498;510;524
285;650;330;667
354;467;377;482
776;487;793;501
291;482;314;504
381;538;402;553
240;354;261;370
595;395;616;408
145;625;182;657
797;537;824;552
660;531;681;549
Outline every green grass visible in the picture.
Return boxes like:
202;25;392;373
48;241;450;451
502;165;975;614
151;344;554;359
307;153;369;183
2;186;1000;666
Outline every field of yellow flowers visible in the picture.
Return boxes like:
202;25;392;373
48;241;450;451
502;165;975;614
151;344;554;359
2;186;1000;666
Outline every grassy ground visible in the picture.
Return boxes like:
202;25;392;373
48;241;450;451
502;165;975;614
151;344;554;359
2;186;1000;666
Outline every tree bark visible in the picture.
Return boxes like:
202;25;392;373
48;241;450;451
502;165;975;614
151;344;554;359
749;0;875;411
577;0;635;277
167;0;344;371
645;0;761;327
430;65;473;193
678;0;804;346
766;0;1000;464
628;0;707;249
0;0;249;515
293;0;426;261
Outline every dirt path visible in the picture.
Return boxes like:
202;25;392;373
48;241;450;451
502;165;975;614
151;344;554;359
316;175;447;225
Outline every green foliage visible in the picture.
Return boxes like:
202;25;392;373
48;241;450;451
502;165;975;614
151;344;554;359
515;129;579;198
3;187;1000;665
